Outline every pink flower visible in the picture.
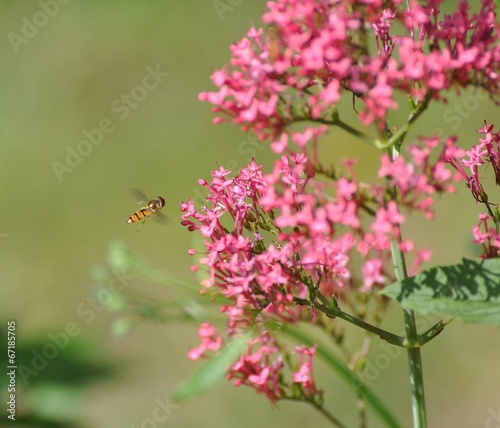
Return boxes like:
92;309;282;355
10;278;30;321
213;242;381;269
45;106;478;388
361;259;387;290
248;367;270;386
291;346;320;396
188;323;222;360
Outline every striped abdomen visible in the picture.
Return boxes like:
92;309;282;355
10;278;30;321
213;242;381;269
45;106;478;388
127;208;151;224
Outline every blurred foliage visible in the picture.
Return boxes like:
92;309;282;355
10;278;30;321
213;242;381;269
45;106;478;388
90;241;214;337
0;327;119;427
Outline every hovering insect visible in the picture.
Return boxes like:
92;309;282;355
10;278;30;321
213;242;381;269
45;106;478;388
126;189;167;230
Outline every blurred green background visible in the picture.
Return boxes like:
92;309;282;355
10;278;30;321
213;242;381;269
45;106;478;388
0;1;499;427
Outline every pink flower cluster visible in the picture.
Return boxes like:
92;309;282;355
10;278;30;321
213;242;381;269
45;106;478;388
379;136;461;220
441;121;499;203
183;0;500;408
188;326;321;403
200;0;500;145
180;134;460;398
472;214;500;258
180;160;328;401
442;121;500;258
231;334;321;402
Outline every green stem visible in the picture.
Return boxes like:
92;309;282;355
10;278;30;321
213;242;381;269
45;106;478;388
376;91;432;150
418;319;452;346
386;103;431;426
284;396;349;428
107;241;200;293
294;296;405;347
390;238;427;428
334;118;374;146
283;324;402;428
309;399;347;428
292;90;432;151
292;113;377;148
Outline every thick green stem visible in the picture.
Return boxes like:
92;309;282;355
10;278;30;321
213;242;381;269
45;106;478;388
390;238;427;428
387;102;430;426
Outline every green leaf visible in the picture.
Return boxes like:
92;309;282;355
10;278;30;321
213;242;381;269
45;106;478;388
381;258;500;325
173;333;251;402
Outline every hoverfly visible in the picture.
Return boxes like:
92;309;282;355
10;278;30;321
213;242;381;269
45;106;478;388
126;189;167;230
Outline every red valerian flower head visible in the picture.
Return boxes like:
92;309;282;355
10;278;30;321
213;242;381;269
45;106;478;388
472;214;500;258
200;0;500;142
442;121;500;205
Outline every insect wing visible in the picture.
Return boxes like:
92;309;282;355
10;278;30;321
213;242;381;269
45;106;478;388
130;189;150;206
153;210;169;224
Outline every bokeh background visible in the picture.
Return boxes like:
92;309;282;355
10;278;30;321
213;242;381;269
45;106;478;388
0;1;499;427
